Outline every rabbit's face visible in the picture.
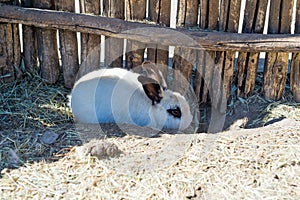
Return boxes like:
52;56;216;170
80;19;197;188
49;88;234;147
150;90;193;130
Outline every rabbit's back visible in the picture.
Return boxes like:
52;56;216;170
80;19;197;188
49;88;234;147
71;68;152;125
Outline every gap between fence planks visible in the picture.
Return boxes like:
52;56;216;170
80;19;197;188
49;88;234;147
0;3;300;52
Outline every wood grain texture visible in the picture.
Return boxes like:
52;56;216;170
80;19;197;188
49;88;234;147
125;0;146;69
79;0;101;78
103;0;124;68
0;0;21;82
290;0;300;102
0;23;21;82
236;0;268;97
148;0;170;73
263;0;294;100
21;0;38;74
33;0;60;84
173;0;198;84
57;0;79;88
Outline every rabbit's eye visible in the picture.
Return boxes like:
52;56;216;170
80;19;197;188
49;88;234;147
167;107;182;118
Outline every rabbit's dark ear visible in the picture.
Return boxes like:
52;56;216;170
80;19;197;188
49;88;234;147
138;76;163;105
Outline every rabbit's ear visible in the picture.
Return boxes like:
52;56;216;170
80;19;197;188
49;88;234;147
138;76;163;105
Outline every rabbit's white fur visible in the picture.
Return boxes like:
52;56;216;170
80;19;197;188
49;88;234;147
70;68;192;130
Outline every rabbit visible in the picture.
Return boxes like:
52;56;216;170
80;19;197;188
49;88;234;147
130;61;167;90
69;67;193;130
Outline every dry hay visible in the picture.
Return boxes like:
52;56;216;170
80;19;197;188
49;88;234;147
0;119;299;199
1;73;300;199
0;74;81;170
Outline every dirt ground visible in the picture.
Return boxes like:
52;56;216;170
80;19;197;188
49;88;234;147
1;74;300;199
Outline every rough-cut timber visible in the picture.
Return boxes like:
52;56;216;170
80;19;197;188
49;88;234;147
125;0;146;69
206;0;241;133
173;0;198;83
57;0;79;88
263;0;294;100
0;0;21;82
148;0;170;74
33;0;59;84
221;0;241;101
290;0;300;102
195;0;220;105
79;0;101;78
236;0;268;98
0;22;21;82
103;0;124;68
21;0;37;74
0;4;300;52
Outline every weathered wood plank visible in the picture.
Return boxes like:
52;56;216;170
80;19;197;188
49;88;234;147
196;0;219;105
33;0;59;84
21;0;37;74
103;0;124;68
173;0;198;83
57;0;79;88
0;0;21;82
222;0;241;100
236;0;268;97
0;4;300;52
79;0;101;78
199;0;208;29
263;0;293;100
125;0;146;69
148;0;170;73
290;0;300;102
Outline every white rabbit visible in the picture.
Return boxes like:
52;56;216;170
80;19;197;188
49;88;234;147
70;67;193;130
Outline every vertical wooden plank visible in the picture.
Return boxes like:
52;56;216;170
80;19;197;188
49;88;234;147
290;0;300;102
195;0;219;131
263;0;293;100
103;0;125;68
0;23;16;82
213;0;241;106
0;0;21;82
207;0;241;133
125;0;146;69
57;0;79;88
222;0;241;100
33;0;60;84
79;0;101;77
21;0;38;74
236;0;268;97
195;0;209;102
173;0;198;82
148;0;171;71
199;0;208;29
219;0;230;31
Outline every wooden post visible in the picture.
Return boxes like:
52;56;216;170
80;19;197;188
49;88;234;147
79;0;101;78
196;0;220;104
148;0;170;72
290;0;300;102
236;0;268;98
103;0;124;68
263;0;294;100
209;0;241;133
57;0;79;88
125;0;146;69
0;0;21;82
33;0;60;84
21;0;38;74
173;0;198;82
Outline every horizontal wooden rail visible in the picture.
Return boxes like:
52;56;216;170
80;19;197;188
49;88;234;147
0;3;300;52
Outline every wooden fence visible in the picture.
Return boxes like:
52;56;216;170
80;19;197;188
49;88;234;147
0;0;299;130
